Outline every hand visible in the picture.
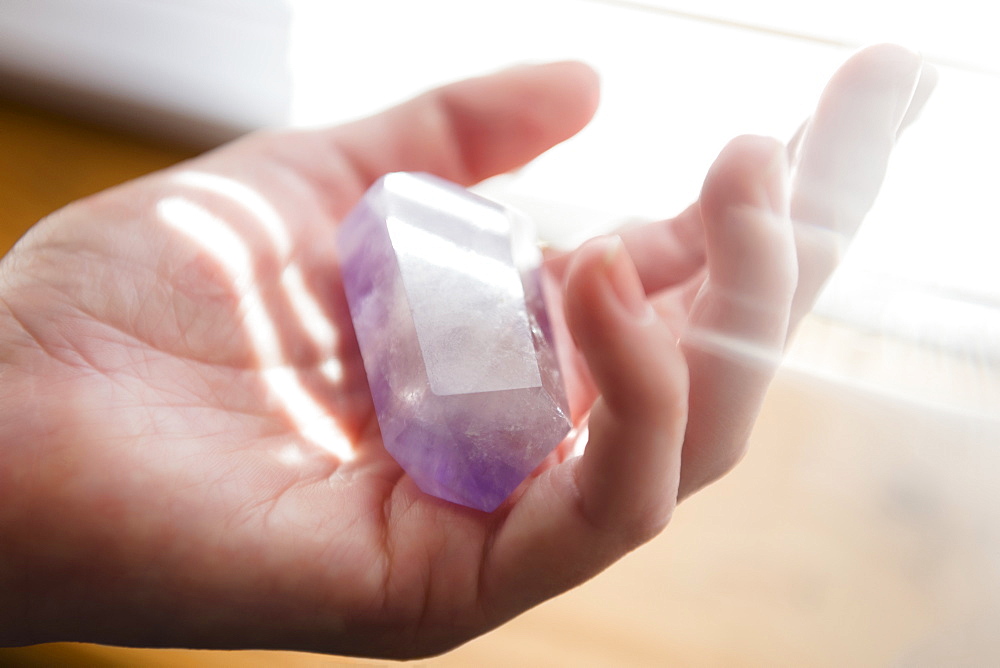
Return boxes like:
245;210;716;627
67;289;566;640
0;47;931;658
551;43;935;503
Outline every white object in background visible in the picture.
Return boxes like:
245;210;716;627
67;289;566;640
600;0;1000;73
0;0;292;144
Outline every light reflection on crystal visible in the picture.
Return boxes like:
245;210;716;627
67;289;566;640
387;216;525;301
384;171;512;236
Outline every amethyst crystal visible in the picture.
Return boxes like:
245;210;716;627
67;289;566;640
338;172;571;511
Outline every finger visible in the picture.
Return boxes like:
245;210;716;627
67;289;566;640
617;203;707;294
678;135;796;499
789;44;925;323
786;51;933;172
274;61;600;217
483;236;688;616
566;236;689;529
543;205;705;425
544;203;705;298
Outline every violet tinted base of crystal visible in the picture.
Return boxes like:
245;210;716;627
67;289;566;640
338;172;571;512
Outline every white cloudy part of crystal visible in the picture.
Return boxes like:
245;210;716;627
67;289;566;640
386;215;543;397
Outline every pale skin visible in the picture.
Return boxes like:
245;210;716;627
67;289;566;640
0;45;933;658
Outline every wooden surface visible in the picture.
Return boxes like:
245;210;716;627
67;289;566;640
2;99;999;667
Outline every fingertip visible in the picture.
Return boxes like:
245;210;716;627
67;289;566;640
562;237;604;320
421;60;600;185
816;43;924;142
556;60;601;118
846;43;924;81
830;45;923;112
516;60;600;108
564;236;653;348
701;135;788;221
502;60;601;149
516;60;600;103
564;236;682;422
563;237;606;357
282;60;602;198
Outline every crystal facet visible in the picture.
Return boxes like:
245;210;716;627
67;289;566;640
338;172;571;511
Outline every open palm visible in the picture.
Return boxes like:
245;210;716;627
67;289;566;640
0;47;931;658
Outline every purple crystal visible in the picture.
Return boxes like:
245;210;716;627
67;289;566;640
338;172;571;511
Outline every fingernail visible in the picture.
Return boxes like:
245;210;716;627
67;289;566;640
764;144;791;215
602;235;655;322
890;50;926;133
897;62;938;138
